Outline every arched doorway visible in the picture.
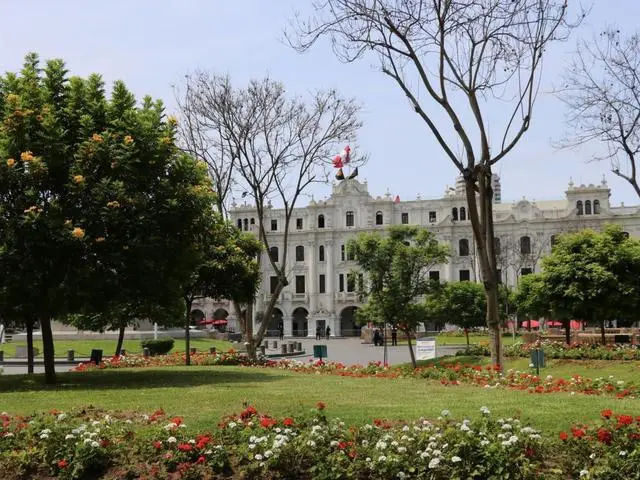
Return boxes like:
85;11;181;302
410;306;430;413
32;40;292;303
292;307;308;337
212;308;229;332
190;309;205;327
340;306;360;337
266;308;284;337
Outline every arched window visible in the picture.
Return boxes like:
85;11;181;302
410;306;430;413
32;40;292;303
622;231;630;239
460;207;466;221
520;236;531;255
459;238;469;256
375;211;383;225
236;219;242;229
295;245;304;262
576;200;583;215
243;218;248;231
452;207;458;221
593;199;601;214
346;211;355;227
318;214;325;228
250;218;255;225
551;235;557;247
319;245;325;262
585;200;592;215
493;237;501;256
269;246;279;263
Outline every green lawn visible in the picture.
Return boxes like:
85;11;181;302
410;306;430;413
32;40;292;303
1;364;637;435
434;334;520;346
0;337;234;358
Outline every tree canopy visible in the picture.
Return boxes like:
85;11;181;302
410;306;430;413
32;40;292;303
348;225;449;367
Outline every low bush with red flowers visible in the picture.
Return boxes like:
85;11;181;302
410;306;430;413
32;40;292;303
2;404;639;479
463;340;640;361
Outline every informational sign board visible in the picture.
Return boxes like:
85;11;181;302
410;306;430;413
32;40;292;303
416;338;436;360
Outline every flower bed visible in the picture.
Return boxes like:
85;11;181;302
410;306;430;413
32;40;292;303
460;341;640;360
73;355;639;400
1;405;638;479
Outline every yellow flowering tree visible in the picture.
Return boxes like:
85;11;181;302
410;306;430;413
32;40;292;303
0;54;221;381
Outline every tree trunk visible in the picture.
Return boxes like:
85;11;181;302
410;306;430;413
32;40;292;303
600;319;606;345
114;321;126;357
405;331;416;369
40;317;56;385
564;320;571;345
465;329;470;351
185;297;192;366
486;287;503;368
26;319;34;375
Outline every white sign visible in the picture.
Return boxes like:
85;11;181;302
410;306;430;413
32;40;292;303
416;338;436;360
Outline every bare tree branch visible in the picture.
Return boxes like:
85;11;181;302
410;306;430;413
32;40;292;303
557;27;640;199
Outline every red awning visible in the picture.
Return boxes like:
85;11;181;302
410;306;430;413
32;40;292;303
547;320;563;327
198;319;228;325
521;320;539;328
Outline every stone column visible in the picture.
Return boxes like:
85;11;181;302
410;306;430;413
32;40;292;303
308;240;317;313
326;241;335;313
283;314;293;337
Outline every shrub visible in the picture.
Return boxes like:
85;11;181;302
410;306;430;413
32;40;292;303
140;338;174;356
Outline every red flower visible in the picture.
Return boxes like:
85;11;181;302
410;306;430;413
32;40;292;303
283;417;294;426
177;443;193;452
338;441;348;450
57;459;69;469
571;428;586;439
170;416;183;426
601;409;613;419
153;441;163;450
196;455;206;464
559;431;568;441
260;416;277;428
316;402;326;410
240;406;257;419
525;447;536;458
617;415;634;426
597;428;613;444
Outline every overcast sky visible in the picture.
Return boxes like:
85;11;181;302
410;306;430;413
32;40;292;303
3;1;639;206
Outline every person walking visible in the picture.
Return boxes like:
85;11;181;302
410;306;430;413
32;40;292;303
278;322;284;340
315;325;322;340
391;326;398;346
325;325;331;339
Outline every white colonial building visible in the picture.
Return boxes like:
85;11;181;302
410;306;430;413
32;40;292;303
192;175;640;338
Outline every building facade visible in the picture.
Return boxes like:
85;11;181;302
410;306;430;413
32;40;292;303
192;176;640;337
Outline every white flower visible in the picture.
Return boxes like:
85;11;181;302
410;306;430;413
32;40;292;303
377;455;387;462
529;363;534;368
179;424;187;428
164;423;177;430
4;433;14;438
39;433;49;439
188;439;196;444
428;458;440;469
397;472;406;479
254;454;263;461
420;451;430;459
40;429;51;435
65;434;75;440
460;424;470;432
397;446;407;453
167;436;177;443
501;424;512;430
589;453;596;459
330;440;339;447
619;451;628;456
440;410;450;417
480;406;490;415
451;456;462;463
57;413;67;421
579;470;589;477
91;441;99;448
228;422;237;429
375;441;387;450
91;421;100;426
264;450;273;458
306;440;316;447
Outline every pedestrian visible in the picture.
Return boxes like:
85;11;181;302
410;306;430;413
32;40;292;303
373;329;381;346
278;322;284;340
325;325;331;339
391;326;398;346
315;325;322;340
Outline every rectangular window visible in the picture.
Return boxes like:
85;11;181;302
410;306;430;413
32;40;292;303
459;269;470;281
296;218;303;230
496;269;502;284
346;247;354;261
429;271;440;282
347;273;356;292
270;219;277;231
339;274;344;292
341;244;345;262
270;276;278;294
319;274;326;294
319;246;325;262
401;212;409;224
295;245;304;262
429;211;436;223
521;268;533;276
295;275;305;294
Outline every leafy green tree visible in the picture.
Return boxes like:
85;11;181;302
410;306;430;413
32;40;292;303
348;226;450;367
181;221;261;365
0;54;214;382
540;225;640;344
439;282;486;349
